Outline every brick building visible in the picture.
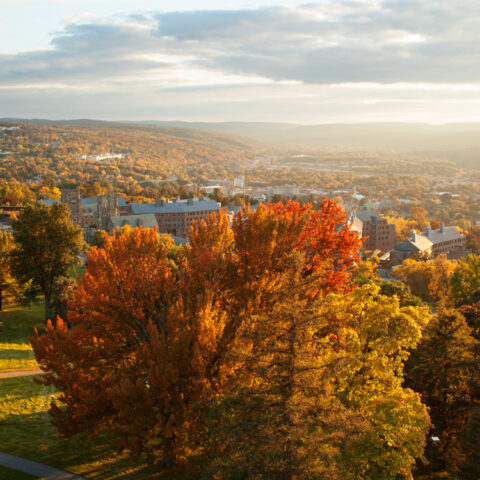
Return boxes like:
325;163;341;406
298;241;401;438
350;209;396;253
128;198;220;238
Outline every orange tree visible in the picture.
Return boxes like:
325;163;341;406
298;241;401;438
31;200;361;469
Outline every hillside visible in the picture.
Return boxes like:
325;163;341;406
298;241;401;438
0;121;259;200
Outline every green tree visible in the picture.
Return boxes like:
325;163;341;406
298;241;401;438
408;309;480;473
11;203;85;321
205;282;430;479
460;408;480;480
450;254;480;305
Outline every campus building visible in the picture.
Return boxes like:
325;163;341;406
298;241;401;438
350;209;396;254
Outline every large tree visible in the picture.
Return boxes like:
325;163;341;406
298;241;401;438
32;201;361;469
204;278;430;479
11;202;85;321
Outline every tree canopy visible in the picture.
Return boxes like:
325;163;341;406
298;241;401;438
31;201;431;477
11;202;85;321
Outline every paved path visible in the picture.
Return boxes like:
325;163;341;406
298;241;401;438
0;451;88;479
0;370;89;478
0;369;43;379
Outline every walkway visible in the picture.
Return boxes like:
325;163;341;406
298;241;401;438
0;451;88;479
0;369;43;379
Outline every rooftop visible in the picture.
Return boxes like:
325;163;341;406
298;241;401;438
420;226;464;244
130;198;220;215
354;209;383;223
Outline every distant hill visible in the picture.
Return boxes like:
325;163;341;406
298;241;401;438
134;121;480;164
3;118;480;168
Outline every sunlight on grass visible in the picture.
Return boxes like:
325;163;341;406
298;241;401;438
0;304;44;372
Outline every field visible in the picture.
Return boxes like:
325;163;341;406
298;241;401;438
0;303;44;373
0;303;169;479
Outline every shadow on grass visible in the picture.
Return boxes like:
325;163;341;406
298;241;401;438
0;409;173;480
0;349;35;360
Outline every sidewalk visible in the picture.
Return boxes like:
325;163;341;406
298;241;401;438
0;451;88;479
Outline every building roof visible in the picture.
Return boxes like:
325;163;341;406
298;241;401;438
81;198;98;206
129;199;220;215
170;235;189;246
117;197;127;207
420;226;464;244
40;198;60;206
395;235;433;253
354;209;383;223
110;214;159;229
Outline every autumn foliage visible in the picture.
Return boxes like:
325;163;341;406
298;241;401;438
31;200;429;477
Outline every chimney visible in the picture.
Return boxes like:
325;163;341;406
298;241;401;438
410;230;417;242
440;224;445;233
426;226;431;236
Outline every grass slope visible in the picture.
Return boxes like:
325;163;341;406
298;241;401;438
0;304;44;373
0;375;167;479
0;302;170;479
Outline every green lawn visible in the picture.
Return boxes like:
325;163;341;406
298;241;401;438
0;302;172;479
0;374;170;479
0;303;44;372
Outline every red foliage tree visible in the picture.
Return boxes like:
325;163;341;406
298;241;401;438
31;200;361;469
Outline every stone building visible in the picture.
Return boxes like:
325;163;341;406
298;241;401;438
420;225;465;258
391;225;466;261
55;189;124;229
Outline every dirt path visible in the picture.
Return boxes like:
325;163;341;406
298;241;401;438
0;369;43;379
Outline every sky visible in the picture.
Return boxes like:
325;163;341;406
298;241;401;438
1;0;480;124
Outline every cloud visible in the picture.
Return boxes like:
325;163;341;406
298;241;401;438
1;1;480;122
2;1;480;87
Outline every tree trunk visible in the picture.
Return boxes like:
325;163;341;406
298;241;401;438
0;286;3;312
45;295;51;322
285;316;297;480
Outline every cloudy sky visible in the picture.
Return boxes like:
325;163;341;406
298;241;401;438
1;0;480;123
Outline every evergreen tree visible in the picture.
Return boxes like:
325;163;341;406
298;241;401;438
460;408;480;480
408;309;480;473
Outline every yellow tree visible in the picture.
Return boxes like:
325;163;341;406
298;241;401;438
205;282;430;479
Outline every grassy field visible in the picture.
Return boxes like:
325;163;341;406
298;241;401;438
0;301;171;480
0;303;44;373
0;375;167;479
0;265;86;373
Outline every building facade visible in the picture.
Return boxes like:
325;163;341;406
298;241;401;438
129;198;220;238
350;209;396;253
420;225;466;258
